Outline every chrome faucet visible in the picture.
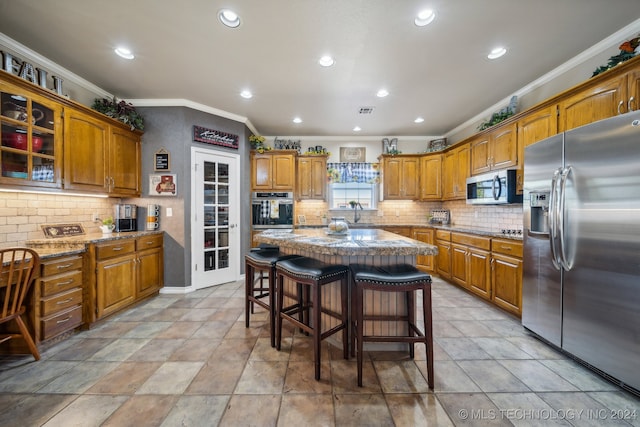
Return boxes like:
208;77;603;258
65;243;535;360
352;202;363;223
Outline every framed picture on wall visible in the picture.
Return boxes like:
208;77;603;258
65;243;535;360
339;147;366;162
149;174;177;196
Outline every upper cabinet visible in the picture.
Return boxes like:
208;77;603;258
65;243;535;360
297;154;327;200
251;150;296;191
516;104;558;193
442;144;469;200
470;122;518;175
0;71;142;197
381;154;420;200
64;107;141;196
0;79;62;188
419;154;442;200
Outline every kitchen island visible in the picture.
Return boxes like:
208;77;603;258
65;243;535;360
254;228;437;345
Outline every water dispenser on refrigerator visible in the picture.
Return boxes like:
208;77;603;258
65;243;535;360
528;191;549;234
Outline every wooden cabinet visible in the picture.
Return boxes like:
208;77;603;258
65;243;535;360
470;122;518;175
516;104;558;193
136;234;164;299
251;150;296;191
64;108;141;196
0;77;63;188
558;73;627;132
85;233;164;325
383;226;412;238
442;143;470;200
491;238;523;316
31;254;84;343
435;230;451;279
450;233;492;299
297;154;327;200
381;155;420;200
413;228;435;272
420;154;442;200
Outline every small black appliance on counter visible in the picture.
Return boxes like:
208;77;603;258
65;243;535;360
114;204;137;232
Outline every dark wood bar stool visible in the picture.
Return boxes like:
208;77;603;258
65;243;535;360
350;263;434;389
245;246;301;348
275;256;349;380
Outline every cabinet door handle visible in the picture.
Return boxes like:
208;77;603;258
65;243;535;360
629;96;635;112
56;279;75;286
56;264;73;269
56;298;74;305
618;100;625;114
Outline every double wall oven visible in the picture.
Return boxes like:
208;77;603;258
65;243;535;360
251;192;294;229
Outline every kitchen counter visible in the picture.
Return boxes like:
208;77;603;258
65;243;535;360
255;228;438;256
25;230;164;259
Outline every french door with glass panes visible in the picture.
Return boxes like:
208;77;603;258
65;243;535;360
191;148;239;288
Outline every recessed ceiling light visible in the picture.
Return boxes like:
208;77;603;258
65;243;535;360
318;55;335;67
293;117;302;124
219;9;240;28
414;9;435;27
414;117;425;123
240;90;253;99
488;47;507;59
353;126;361;132
376;89;389;98
114;47;134;60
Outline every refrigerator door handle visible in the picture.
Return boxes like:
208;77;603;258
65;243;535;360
558;165;573;271
548;168;562;270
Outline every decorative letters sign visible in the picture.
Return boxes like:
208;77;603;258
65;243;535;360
1;50;64;95
154;148;171;171
193;125;239;149
41;224;85;238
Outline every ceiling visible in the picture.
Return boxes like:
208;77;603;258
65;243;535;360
0;0;639;137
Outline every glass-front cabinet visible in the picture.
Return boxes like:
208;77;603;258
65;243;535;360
0;82;62;188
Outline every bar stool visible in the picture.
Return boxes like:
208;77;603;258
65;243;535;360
350;263;434;389
245;246;301;347
275;256;349;380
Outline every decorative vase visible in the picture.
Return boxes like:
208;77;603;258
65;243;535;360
99;224;115;234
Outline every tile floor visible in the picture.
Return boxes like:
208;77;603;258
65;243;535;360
0;277;638;426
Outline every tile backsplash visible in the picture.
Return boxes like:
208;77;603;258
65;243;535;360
0;192;117;247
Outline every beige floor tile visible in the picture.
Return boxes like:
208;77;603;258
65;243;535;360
160;395;230;427
374;360;431;393
169;337;222;361
385;393;453;427
279;394;335;426
234;360;288;394
334;393;394;426
219;394;280;427
154;321;204;339
283;360;332;394
41;395;128;427
102;395;178;427
136;361;204;395
186;359;246;394
85;361;162;394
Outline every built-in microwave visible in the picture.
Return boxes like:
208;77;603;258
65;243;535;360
466;169;523;205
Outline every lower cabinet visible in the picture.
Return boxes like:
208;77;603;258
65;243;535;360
412;228;435;272
435;230;452;279
32;254;84;343
86;233;164;325
491;238;523;316
450;233;491;299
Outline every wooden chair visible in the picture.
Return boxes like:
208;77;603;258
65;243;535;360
0;248;41;361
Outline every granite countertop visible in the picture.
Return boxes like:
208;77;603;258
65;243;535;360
25;230;163;259
255;228;438;257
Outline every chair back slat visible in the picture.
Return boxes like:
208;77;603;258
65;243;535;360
0;248;40;319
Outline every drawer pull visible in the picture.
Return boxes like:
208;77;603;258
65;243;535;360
146;241;154;245
56;317;72;324
56;279;75;286
112;247;123;251
56;264;73;269
499;246;512;251
56;298;74;305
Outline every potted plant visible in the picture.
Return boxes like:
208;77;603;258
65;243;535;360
99;217;115;234
92;97;144;131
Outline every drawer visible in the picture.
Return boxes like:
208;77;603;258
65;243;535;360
40;270;83;297
40;287;82;317
41;255;83;276
96;239;135;259
492;238;523;257
41;305;82;340
137;234;163;250
452;232;491;250
435;230;451;241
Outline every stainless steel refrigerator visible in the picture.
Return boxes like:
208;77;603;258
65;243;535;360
523;111;640;393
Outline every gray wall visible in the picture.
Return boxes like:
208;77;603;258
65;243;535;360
125;106;251;288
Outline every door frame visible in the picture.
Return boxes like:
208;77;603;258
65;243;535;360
190;146;240;289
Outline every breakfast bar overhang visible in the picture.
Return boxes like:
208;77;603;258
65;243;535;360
254;228;438;345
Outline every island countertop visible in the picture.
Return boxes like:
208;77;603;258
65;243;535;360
254;228;438;257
